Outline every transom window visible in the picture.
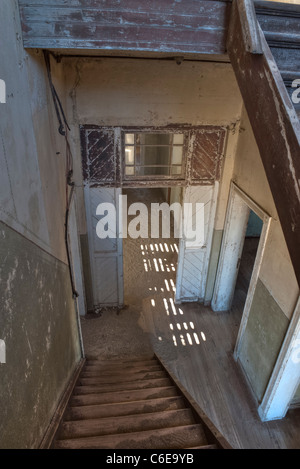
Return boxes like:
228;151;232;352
124;132;185;179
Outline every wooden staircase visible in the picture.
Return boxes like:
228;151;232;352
227;0;300;287
51;355;231;449
255;0;300;119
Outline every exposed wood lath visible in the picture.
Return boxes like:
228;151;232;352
18;0;231;57
227;0;300;286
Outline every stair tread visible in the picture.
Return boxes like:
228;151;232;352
78;369;168;385
185;444;218;449
52;356;228;450
83;363;163;374
85;357;156;366
58;408;195;439
54;424;208;449
82;363;163;373
69;386;181;407
73;377;172;395
65;396;187;421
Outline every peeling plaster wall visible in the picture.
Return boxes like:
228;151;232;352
0;0;82;448
233;106;299;404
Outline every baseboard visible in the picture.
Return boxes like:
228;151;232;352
39;358;86;449
289;399;300;410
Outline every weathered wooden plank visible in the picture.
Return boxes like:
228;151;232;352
68;387;180;408
254;0;300;17
54;423;208;449
21;5;228;29
18;0;230;54
256;15;300;40
19;0;230;16
74;377;173;394
227;0;300;287
58;409;195;439
77;369;167;385
237;0;263;54
21;24;227;53
270;47;300;75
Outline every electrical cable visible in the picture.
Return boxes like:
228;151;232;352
43;50;79;298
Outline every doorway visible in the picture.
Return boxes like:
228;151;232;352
122;187;182;310
232;210;263;314
211;183;271;352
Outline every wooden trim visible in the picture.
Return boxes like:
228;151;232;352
18;0;231;56
227;0;300;287
237;0;263;54
39;358;86;449
230;184;272;359
154;352;233;449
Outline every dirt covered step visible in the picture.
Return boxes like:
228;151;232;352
64;395;187;422
73;377;172;395
54;424;208;449
78;369;168;385
68;386;181;408
58;408;196;439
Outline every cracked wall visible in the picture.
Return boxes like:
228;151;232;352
0;0;82;448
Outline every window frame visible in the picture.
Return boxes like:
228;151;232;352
122;130;188;182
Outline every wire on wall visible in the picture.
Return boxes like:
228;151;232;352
43;50;79;298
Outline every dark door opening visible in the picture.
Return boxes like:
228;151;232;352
232;209;263;313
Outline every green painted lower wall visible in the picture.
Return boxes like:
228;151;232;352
238;278;290;403
0;222;81;448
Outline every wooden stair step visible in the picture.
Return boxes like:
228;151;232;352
68;386;180;407
82;365;164;376
83;362;162;374
73;377;172;395
54;424;208;449
58;409;195;440
64;396;187;421
185;444;218;449
85;357;156;368
78;369;167;384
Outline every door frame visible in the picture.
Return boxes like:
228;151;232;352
211;182;272;358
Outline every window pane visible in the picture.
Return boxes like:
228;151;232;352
136;133;171;145
171;166;182;175
173;134;184;144
125;166;134;175
138;146;170;165
125;133;134;144
125;146;135;165
172;146;183;165
137;166;169;176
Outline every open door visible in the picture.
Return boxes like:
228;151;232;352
84;186;123;308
